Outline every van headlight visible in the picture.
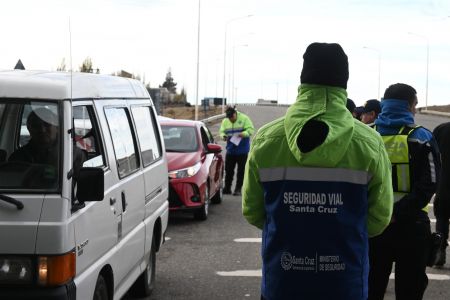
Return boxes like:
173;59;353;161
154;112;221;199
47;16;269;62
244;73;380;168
0;252;76;286
169;162;202;179
0;257;33;284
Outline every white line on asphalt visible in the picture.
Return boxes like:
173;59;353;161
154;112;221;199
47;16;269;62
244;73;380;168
217;270;262;277
234;238;262;243
217;270;449;280
164;236;171;241
390;273;450;280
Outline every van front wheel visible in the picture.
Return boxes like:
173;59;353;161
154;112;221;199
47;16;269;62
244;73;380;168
93;275;108;300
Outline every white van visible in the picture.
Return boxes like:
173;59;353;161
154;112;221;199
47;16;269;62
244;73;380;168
0;71;169;299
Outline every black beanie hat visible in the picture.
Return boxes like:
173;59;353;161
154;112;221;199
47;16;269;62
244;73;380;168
300;42;349;89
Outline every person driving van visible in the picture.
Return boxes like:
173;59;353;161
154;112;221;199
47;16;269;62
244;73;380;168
9;107;59;165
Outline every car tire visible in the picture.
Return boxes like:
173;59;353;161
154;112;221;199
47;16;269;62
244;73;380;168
93;274;108;300
131;235;156;297
211;184;223;204
194;185;209;220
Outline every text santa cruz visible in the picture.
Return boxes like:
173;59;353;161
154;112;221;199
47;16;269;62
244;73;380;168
283;192;343;214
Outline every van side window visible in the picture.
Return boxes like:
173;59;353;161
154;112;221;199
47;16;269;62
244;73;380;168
131;106;162;167
73;105;106;168
105;107;140;178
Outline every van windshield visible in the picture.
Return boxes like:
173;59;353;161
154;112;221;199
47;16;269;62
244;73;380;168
161;126;198;152
0;100;61;192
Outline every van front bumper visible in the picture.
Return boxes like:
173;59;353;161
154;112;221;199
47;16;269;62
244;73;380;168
0;280;76;300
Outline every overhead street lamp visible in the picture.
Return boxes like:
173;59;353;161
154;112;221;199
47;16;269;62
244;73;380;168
222;14;253;112
363;46;381;99
408;32;429;111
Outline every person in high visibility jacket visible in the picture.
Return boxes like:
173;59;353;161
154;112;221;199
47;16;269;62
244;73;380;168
368;83;440;300
242;42;393;300
433;122;450;266
219;106;254;196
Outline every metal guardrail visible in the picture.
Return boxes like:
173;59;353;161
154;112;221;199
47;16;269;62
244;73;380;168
200;113;226;124
419;110;450;117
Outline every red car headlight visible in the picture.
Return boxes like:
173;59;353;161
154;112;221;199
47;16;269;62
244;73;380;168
169;162;202;179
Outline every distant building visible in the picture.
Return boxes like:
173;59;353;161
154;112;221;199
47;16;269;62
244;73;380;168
118;70;133;78
257;98;278;105
202;97;227;107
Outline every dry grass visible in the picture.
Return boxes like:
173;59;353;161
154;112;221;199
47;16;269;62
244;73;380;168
161;105;224;120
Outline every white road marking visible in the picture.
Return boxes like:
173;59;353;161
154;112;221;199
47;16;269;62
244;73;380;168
217;270;262;277
234;238;262;243
390;273;450;280
164;236;171;241
217;270;449;281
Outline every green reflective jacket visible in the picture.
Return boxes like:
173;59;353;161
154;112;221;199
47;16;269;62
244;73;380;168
242;84;393;237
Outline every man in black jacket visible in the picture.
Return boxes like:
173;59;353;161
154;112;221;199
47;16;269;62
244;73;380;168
433;122;450;266
368;83;441;300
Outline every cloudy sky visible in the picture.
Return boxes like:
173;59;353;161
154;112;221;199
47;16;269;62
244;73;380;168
1;0;449;107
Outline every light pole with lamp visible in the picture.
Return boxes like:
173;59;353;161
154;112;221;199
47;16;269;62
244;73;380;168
363;46;381;99
408;32;429;111
232;43;248;105
221;15;252;113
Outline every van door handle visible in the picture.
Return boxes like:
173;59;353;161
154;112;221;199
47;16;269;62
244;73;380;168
121;192;127;212
110;197;116;205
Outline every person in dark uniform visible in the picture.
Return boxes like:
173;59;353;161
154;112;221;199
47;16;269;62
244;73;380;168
369;83;440;300
433;122;450;266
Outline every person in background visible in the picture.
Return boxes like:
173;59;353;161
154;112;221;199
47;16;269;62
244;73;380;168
369;83;440;300
219;106;254;196
242;42;393;300
361;99;381;126
354;106;364;120
432;122;450;266
346;98;356;115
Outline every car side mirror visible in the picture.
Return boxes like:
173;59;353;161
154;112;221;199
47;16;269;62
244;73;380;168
76;167;104;202
206;143;222;154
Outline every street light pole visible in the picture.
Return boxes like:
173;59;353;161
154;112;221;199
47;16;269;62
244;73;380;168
363;46;381;99
232;43;248;105
194;0;201;120
221;15;252;113
408;32;429;111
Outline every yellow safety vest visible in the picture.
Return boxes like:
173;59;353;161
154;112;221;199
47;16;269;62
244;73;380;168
378;125;428;213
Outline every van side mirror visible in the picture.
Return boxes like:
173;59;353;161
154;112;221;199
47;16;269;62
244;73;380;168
76;167;104;202
206;143;222;154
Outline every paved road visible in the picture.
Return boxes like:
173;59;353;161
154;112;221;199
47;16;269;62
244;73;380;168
125;105;450;300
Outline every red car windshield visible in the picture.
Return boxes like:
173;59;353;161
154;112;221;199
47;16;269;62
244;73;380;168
161;126;198;152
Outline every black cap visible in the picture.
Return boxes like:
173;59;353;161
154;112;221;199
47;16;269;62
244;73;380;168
300;42;349;89
346;98;356;113
362;99;381;115
225;106;236;118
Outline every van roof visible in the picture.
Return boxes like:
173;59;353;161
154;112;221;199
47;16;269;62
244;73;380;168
0;70;149;100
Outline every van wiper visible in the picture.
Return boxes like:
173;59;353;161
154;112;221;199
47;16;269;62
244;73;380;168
0;194;24;210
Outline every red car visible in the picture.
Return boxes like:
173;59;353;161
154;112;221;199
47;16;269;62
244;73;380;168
159;117;224;220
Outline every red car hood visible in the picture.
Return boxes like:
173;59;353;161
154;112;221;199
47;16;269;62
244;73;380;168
166;151;200;171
